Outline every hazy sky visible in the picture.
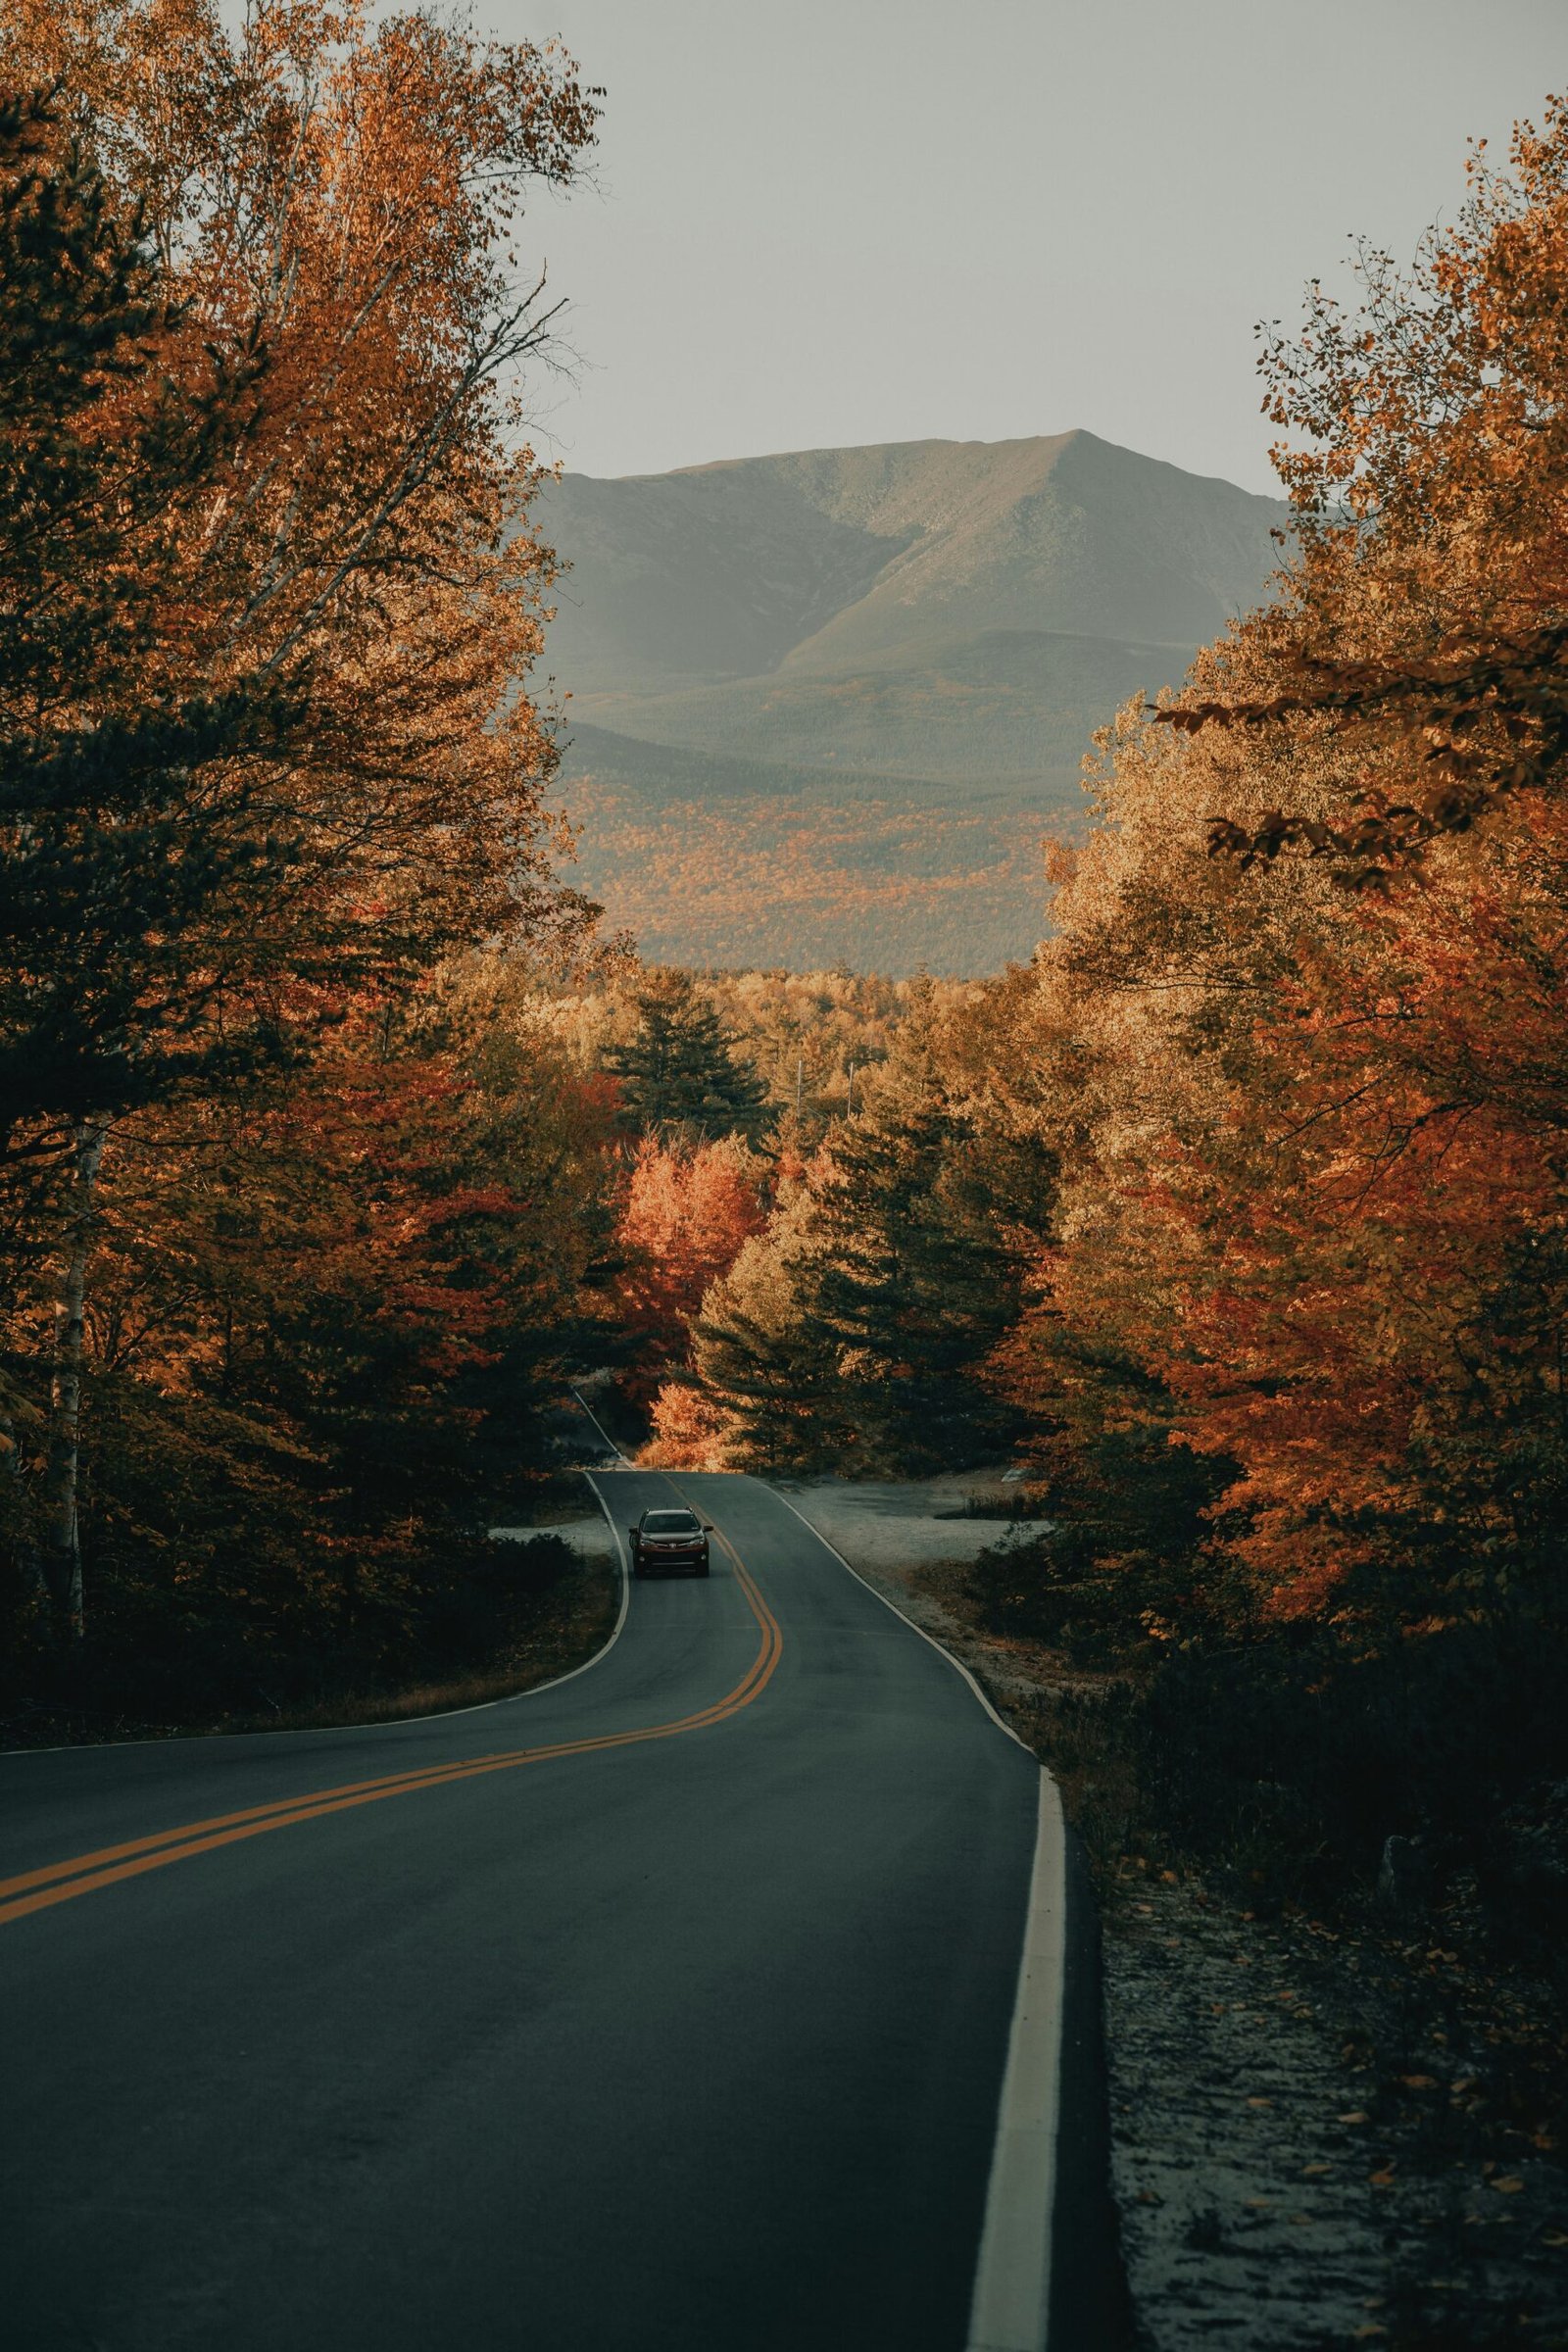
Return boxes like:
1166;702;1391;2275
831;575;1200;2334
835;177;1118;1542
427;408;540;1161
503;0;1567;495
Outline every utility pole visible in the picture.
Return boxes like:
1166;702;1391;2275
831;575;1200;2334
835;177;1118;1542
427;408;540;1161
846;1059;856;1116
796;1054;804;1118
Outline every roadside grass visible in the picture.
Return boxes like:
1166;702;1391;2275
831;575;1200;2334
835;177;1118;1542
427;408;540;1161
198;1553;620;1740
0;1477;620;1749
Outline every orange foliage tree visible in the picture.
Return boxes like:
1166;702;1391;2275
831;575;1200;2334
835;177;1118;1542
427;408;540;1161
1;986;622;1697
0;3;604;1648
0;2;599;1151
986;101;1568;1638
612;1138;766;1408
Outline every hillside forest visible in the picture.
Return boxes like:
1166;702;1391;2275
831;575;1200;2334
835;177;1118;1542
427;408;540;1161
2;0;1566;2009
540;430;1286;974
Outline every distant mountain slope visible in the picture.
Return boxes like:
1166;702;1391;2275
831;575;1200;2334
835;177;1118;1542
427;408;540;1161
540;432;1287;972
570;627;1194;790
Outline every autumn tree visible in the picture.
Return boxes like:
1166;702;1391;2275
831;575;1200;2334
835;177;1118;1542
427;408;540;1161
1;983;623;1700
701;967;939;1136
671;1201;845;1475
672;1027;1050;1475
612;1137;765;1404
981;100;1568;1644
0;86;277;1623
1174;101;1568;880
0;4;599;1156
0;1;600;1637
0;86;279;1163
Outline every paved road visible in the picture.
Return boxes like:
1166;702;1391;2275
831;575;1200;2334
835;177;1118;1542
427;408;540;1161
1;1467;1114;2351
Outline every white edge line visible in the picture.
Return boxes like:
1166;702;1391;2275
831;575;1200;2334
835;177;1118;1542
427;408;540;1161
764;1485;1034;1754
568;1384;633;1465
2;1465;632;1760
966;1771;1068;2352
766;1481;1066;2352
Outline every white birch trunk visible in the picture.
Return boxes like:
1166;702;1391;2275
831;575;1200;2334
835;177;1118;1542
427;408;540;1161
44;1120;106;1639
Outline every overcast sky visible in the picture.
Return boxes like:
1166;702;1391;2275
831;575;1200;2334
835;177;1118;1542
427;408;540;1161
502;0;1567;495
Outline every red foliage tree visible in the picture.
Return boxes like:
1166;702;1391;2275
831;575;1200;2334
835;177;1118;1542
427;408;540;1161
612;1139;765;1406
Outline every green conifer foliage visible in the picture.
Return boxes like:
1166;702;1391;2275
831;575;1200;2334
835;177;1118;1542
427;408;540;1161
606;969;770;1141
691;1298;834;1475
682;1204;847;1472
0;87;276;1154
682;1040;1049;1478
800;1061;1026;1473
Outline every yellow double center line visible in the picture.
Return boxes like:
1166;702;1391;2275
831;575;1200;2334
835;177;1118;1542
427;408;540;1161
0;1529;781;1932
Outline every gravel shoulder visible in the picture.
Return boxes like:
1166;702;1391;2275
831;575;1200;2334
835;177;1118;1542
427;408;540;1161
778;1472;1568;2352
489;1515;616;1559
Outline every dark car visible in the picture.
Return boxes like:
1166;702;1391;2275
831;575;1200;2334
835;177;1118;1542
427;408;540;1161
628;1506;711;1578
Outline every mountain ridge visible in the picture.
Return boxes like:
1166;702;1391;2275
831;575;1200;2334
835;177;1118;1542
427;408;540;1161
540;431;1286;971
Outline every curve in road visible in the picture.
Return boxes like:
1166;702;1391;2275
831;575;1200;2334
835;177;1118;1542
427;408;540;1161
1;1462;1111;2352
0;1517;777;1930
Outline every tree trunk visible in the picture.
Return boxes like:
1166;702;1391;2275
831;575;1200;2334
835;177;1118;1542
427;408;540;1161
44;1120;106;1640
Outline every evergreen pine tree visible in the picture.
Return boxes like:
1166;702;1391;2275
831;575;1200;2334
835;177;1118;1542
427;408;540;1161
0;86;277;1152
607;970;770;1141
799;1059;1027;1473
691;1298;828;1474
687;1226;846;1473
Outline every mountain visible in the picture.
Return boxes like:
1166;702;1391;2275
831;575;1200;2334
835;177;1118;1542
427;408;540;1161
539;432;1286;973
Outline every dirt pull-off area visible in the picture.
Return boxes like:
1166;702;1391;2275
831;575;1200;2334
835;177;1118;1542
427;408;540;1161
779;1473;1568;2352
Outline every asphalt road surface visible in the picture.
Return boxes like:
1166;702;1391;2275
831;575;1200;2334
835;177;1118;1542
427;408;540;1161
1;1463;1120;2351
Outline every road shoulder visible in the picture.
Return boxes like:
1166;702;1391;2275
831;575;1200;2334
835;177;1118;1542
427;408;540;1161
775;1472;1568;2352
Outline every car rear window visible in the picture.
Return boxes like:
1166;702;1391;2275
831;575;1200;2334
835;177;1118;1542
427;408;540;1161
645;1510;699;1532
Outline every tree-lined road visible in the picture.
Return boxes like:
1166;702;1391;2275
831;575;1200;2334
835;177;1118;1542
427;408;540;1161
1;1470;1105;2351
